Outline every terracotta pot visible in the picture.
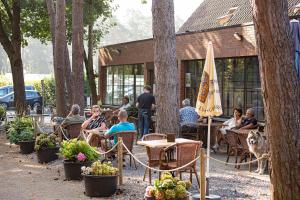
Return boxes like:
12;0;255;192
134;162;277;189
37;147;59;163
19;140;35;154
63;160;91;180
83;174;118;197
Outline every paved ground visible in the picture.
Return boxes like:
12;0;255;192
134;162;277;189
0;120;270;200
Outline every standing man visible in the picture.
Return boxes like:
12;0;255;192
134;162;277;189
136;85;155;137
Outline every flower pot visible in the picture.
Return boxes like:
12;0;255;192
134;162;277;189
83;174;118;197
167;133;176;142
37;147;59;163
19;140;35;154
63;160;91;180
144;197;188;200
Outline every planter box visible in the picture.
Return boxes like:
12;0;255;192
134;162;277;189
63;160;91;180
83;174;118;197
37;147;59;163
19;140;35;154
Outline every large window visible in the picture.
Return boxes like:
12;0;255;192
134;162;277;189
184;57;264;121
105;64;144;105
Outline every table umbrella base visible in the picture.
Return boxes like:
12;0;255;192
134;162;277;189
192;193;221;200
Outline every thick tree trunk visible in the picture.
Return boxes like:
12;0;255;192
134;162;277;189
72;0;84;113
11;0;26;115
250;0;300;199
45;0;73;107
84;0;98;105
152;0;179;134
54;0;67;116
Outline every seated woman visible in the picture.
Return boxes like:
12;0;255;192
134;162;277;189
81;105;107;146
238;108;258;130
213;108;243;150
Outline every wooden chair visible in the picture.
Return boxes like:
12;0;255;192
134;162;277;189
142;133;167;184
236;133;253;171
224;130;242;167
159;142;201;186
128;116;139;142
111;131;138;169
65;123;82;139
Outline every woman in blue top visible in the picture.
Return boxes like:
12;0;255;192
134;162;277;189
104;110;136;145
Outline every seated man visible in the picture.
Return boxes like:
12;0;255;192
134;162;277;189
82;105;107;146
179;99;199;133
113;96;131;115
104;110;136;146
61;104;85;128
239;108;258;130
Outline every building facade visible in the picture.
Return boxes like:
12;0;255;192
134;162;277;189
98;0;300;121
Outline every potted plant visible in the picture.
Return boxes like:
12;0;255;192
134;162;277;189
35;133;59;163
81;161;118;197
7;117;35;154
144;172;192;200
59;139;99;180
9;127;35;154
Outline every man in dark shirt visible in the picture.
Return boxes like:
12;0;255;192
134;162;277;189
136;85;155;137
239;108;258;129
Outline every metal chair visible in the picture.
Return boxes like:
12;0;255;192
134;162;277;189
142;133;167;184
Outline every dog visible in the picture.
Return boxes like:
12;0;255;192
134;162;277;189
247;130;268;175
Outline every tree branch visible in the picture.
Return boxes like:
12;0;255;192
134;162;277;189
0;12;14;58
1;0;13;22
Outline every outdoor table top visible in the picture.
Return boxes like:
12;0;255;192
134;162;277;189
137;138;201;148
226;128;263;136
197;122;222;127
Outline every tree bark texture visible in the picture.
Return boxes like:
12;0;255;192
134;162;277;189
45;0;73;107
85;0;98;105
152;0;179;134
54;0;67;116
9;0;26;115
250;0;300;199
72;0;84;113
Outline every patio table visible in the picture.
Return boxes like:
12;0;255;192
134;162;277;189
137;138;201;148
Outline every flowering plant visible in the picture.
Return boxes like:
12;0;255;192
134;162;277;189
59;139;99;162
35;133;58;150
81;161;118;176
144;172;191;200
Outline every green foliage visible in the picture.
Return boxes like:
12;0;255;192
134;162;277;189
59;139;99;162
146;172;191;200
81;161;118;176
127;105;138;118
7;117;34;144
0;75;12;87
0;105;6;120
33;77;55;106
8;127;34;144
35;133;58;151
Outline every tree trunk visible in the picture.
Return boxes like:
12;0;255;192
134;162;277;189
72;0;84;113
152;0;179;134
54;0;67;116
250;0;300;199
11;0;26;115
45;0;73;107
84;0;98;105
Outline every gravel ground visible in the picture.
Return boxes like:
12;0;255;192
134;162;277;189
0;120;270;200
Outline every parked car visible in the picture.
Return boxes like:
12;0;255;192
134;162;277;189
0;90;42;110
0;85;35;97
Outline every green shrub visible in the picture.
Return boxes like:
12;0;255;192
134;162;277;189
0;105;6;120
33;77;56;106
35;133;58;151
59;139;99;162
81;161;118;176
8;127;34;144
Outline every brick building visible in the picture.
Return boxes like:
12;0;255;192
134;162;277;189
98;0;300;121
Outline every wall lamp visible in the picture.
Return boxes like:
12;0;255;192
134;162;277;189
233;32;243;41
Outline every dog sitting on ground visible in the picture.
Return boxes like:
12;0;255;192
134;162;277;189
247;130;268;175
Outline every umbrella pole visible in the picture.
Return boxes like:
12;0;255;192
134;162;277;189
206;116;212;195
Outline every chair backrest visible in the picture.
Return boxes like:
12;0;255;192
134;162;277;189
176;142;200;168
225;131;239;148
237;134;249;151
115;131;137;152
66;123;82;139
128;116;138;127
142;134;167;161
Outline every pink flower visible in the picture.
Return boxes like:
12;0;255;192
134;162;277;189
145;186;155;197
77;152;86;161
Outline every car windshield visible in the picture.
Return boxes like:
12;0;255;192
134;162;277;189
0;90;7;96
